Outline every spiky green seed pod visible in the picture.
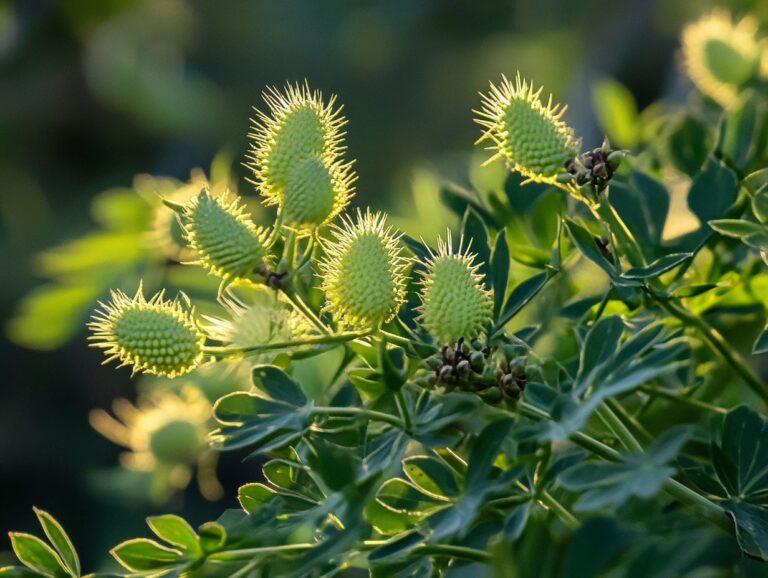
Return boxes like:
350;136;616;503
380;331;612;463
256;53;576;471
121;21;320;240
246;82;352;210
282;155;355;228
418;235;493;344
476;73;581;185
319;209;407;330
682;10;762;107
180;188;269;284
88;285;204;378
148;418;205;464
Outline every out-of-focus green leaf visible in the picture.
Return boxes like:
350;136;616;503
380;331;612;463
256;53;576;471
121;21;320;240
592;78;638;148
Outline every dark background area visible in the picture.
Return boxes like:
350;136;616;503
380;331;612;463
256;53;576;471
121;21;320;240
1;0;765;569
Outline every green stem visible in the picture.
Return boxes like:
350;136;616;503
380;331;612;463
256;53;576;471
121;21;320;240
596;403;643;452
210;540;491;564
203;331;368;357
646;288;768;403
379;329;412;348
283;290;331;335
394;389;413;432
517;401;730;533
640;385;728;415
605;397;652;444
538;490;580;529
312;406;405;429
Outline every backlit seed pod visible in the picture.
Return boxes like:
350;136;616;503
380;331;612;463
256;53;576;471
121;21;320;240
475;73;581;185
246;82;350;208
682;10;762;107
202;287;310;362
418;234;493;344
88;285;205;378
148;418;205;464
180;188;269;284
282;155;356;228
319;209;407;330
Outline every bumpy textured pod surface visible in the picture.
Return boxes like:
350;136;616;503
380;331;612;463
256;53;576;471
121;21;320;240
180;189;269;283
320;209;407;330
281;154;355;228
88;286;205;377
682;10;762;107
419;235;493;344
476;73;580;185
246;82;352;211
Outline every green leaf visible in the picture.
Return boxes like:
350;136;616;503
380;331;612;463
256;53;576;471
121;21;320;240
376;479;446;516
491;230;510;320
466;419;514;490
32;510;79;578
494;271;550;332
559;428;688;511
251;365;307;407
379;342;407;391
440;184;496;226
8;534;68;578
576;316;625;387
609;169;669;248
146;515;200;555
0;568;48;578
754;326;768;354
110;539;181;572
687;156;739;232
717;90;768;171
723;500;768;560
210;388;311;456
620;253;692;280
751;184;768;224
591;78;638;148
562;517;636;578
712;406;768;503
238;483;277;513
402;455;461;499
461;207;492;290
197;522;226;554
744;169;768;194
564;218;616;277
667;115;710;177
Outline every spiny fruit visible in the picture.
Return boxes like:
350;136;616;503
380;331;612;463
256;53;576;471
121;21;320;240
246;82;351;214
88;285;205;377
319;209;407;330
282;154;355;228
682;9;762;107
475;72;581;185
418;234;493;344
178;188;269;285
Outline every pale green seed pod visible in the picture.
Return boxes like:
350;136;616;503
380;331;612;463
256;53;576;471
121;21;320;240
148;418;205;464
282;154;355;228
246;82;354;215
475;73;581;185
682;9;762;107
319;209;407;330
418;234;493;344
88;285;205;377
180;188;269;284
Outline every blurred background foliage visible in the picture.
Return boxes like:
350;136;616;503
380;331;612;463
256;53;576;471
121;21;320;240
3;0;768;569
